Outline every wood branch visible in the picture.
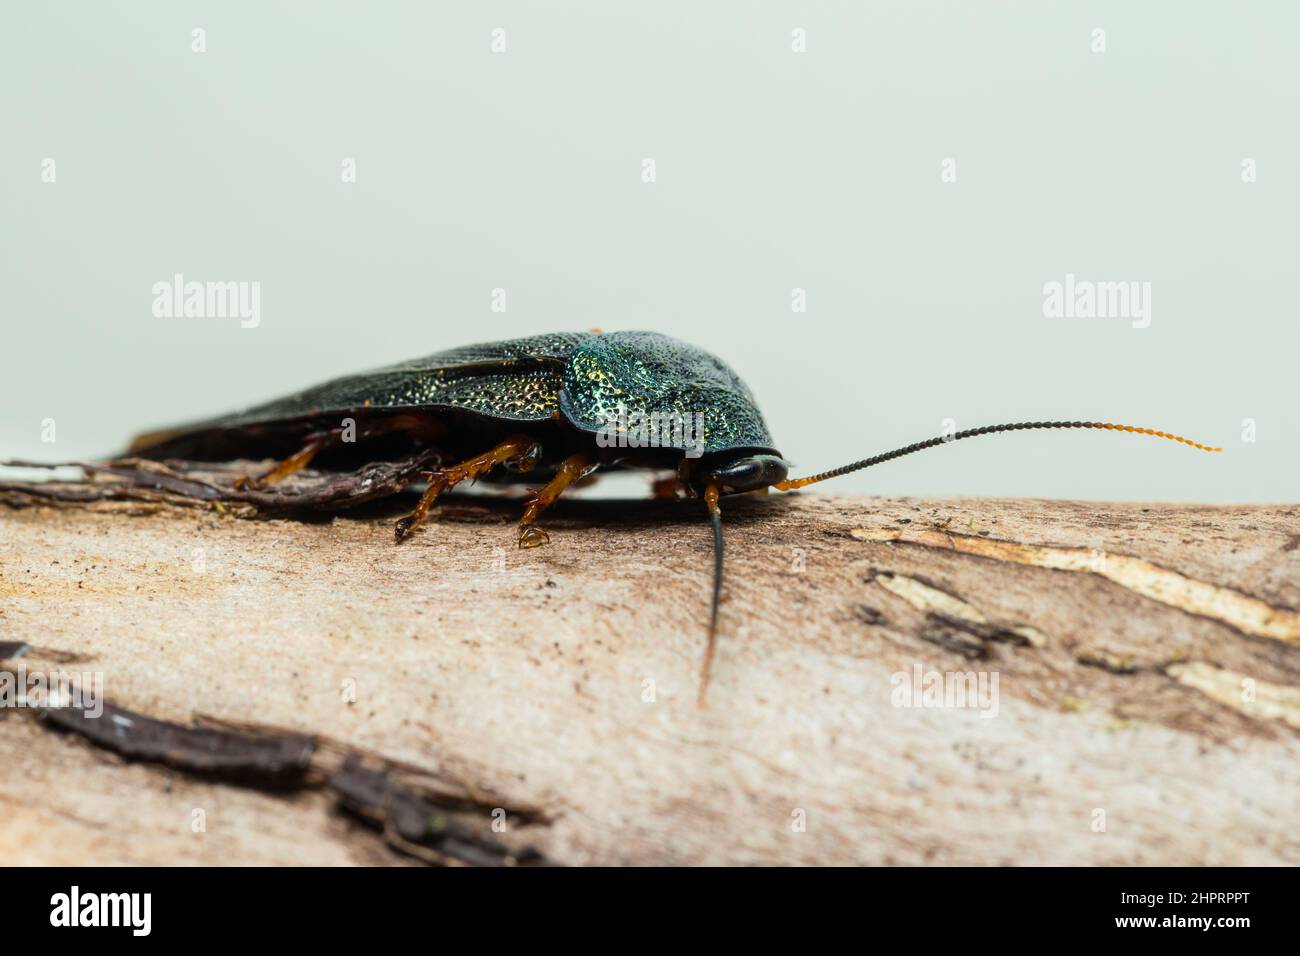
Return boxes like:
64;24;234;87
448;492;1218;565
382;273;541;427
2;489;1298;865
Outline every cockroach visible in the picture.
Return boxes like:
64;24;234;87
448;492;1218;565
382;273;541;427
8;331;1222;703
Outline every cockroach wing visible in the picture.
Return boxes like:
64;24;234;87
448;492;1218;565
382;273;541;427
129;332;593;458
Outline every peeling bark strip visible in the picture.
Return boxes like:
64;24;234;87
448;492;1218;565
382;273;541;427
0;642;29;662
1167;662;1300;730
1076;650;1140;674
921;612;1040;657
852;527;1300;645
42;702;317;787
870;569;1047;648
329;756;544;867
0;451;443;515
25;684;549;866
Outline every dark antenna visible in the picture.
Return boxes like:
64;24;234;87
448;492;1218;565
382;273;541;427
697;420;1218;705
776;420;1221;490
699;483;723;707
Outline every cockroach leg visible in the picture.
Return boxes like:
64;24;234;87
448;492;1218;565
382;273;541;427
234;436;328;490
676;458;700;499
517;452;598;549
235;413;443;491
394;434;541;543
651;475;681;499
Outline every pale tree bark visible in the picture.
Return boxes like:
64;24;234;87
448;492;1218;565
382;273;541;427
1;488;1298;865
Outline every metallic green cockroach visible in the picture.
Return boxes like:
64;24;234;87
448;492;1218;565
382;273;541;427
26;331;1225;702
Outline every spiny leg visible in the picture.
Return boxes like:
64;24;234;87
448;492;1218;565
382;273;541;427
651;459;696;500
234;414;444;491
394;433;541;543
517;452;598;548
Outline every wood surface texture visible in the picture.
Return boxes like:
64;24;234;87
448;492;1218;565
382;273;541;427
2;488;1297;865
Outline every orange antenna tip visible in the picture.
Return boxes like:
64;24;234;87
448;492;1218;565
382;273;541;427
775;419;1222;491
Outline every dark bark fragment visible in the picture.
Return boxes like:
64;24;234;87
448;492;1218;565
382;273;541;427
42;701;316;788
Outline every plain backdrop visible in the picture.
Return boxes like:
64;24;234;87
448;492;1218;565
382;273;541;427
2;2;1295;502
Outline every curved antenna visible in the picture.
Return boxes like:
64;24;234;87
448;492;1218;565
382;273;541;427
699;483;723;708
776;420;1221;490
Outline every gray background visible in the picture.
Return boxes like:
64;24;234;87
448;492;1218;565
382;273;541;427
2;2;1295;502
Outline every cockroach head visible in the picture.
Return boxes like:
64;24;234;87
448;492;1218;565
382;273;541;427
695;453;788;496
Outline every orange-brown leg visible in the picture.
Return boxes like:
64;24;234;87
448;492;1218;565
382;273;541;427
235;437;326;490
517;452;598;548
651;475;680;499
394;434;541;543
235;414;444;491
